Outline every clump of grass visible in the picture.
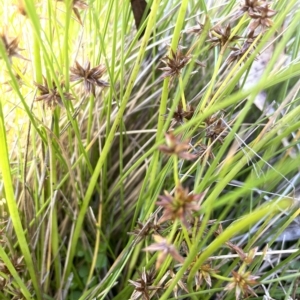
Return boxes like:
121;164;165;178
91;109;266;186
0;0;300;299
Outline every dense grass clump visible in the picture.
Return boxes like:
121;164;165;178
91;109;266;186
0;0;300;299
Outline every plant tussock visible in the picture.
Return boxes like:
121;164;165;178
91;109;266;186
1;0;299;299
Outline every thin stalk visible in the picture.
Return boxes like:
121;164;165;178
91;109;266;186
173;155;179;185
179;76;187;111
63;0;72;89
51;113;61;291
149;0;189;213
86;201;103;289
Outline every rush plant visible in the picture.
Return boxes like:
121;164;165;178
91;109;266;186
0;0;299;299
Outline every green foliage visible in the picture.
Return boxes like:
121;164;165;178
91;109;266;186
0;0;299;299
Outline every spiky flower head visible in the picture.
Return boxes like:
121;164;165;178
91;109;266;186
70;60;109;96
34;77;74;108
0;31;28;62
205;113;228;144
129;267;159;300
159;47;191;81
157;184;203;227
143;235;185;270
207;24;240;49
248;3;277;33
225;270;260;300
128;215;162;245
159;132;198;160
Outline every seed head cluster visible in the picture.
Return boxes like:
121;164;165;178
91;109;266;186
70;60;109;97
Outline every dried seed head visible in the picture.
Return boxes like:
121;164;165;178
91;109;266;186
129;267;159;300
15;0;27;16
196;263;218;289
164;269;189;298
240;0;266;15
70;60;109;96
194;144;214;160
225;270;260;300
230;245;258;265
159;132;198;160
0;31;28;61
128;215;162;244
207;24;240;49
72;0;88;25
248;3;277;33
156;184;203;227
169;103;195;129
186;22;204;36
0;256;25;274
205;113;228;144
143;235;185;269
227;31;260;64
34;76;74;108
187;253;219;290
159;47;191;82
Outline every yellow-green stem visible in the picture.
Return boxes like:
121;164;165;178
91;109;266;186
212;273;232;282
179;76;187;111
173;155;179;186
182;224;192;249
149;0;189;187
168;219;179;243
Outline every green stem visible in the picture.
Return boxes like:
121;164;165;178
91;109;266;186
173;155;179;186
149;0;189;187
182;225;192;250
200;51;223;111
168;219;179;243
179;76;187;111
63;0;72;89
51;113;61;291
212;273;232;282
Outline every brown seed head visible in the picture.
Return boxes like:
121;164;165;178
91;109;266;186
157;184;203;227
128;215;162;244
248;3;277;33
195;262;218;289
15;0;27;16
159;47;191;81
159;132;198;160
205;114;228;144
129;267;159;300
186;22;204;36
227;31;259;64
0;31;28;61
225;270;260;300
164;269;189;298
207;24;240;49
70;61;109;96
240;0;266;14
143;234;185;269
35;76;74;108
169;103;195;129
